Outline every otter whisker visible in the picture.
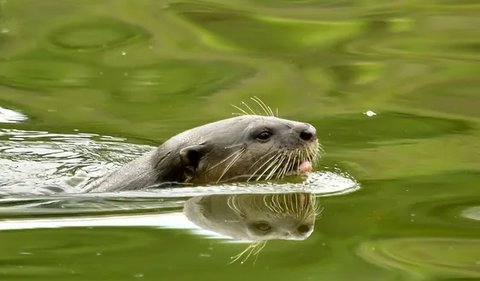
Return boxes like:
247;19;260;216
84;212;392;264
265;157;285;180
315;202;324;217
276;194;287;213
252;241;267;263
241;101;257;115
283;194;289;213
250;97;271;116
291;151;300;176
230;244;254;264
318;140;324;154
262;195;280;214
247;153;279;181
224;143;245;149
278;151;293;179
265;153;288;180
248;150;277;171
230;104;250;116
289;149;299;174
312;144;319;160
313;140;322;161
275;152;288;179
208;148;245;172
276;152;289;177
308;198;320;220
292;193;299;214
248;152;282;181
255;153;285;181
269;195;283;214
217;148;246;183
227;196;244;217
266;105;274;117
251;96;274;117
230;241;266;264
297;195;305;220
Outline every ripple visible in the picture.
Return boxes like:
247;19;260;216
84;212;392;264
463;207;480;221
407;196;480;229
120;60;253;96
315;112;472;149
358;237;480;279
0;129;150;194
0;59;98;89
0;227;159;278
0;106;27;123
169;2;360;55
47;18;151;51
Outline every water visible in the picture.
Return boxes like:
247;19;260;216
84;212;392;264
0;1;479;280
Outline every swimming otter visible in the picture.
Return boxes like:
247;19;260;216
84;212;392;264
86;115;319;192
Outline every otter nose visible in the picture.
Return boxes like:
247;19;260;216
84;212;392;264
299;125;316;141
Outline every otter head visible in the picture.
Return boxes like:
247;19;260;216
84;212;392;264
171;115;319;184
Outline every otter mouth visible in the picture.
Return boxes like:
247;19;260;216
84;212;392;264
245;141;320;182
209;140;321;184
298;160;313;174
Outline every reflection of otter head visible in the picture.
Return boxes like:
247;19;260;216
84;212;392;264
184;193;319;241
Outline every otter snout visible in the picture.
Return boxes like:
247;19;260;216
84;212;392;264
298;124;317;142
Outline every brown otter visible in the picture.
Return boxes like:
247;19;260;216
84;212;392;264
86;114;319;192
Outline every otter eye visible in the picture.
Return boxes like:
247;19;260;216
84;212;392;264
252;221;272;233
256;131;272;142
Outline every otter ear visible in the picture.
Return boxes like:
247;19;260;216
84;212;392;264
180;144;209;174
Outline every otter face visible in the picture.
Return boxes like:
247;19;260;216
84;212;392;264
177;115;320;184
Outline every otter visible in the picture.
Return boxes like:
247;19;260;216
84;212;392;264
184;192;319;241
184;192;320;263
86;114;319;192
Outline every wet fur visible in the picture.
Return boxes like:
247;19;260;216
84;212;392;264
86;102;320;192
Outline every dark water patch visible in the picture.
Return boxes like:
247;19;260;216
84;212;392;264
0;56;251;93
169;2;359;56
358;238;480;279
343;13;480;61
0;57;254;139
326;61;385;86
314;112;472;149
0;227;166;279
0;58;98;90
47;18;151;52
315;171;480;238
396;77;480;119
116;60;254;98
408;197;480;230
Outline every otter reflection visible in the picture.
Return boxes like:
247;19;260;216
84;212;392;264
183;192;320;241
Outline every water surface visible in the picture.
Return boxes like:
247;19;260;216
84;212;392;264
0;1;479;280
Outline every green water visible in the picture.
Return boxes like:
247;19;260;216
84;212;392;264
1;0;479;280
